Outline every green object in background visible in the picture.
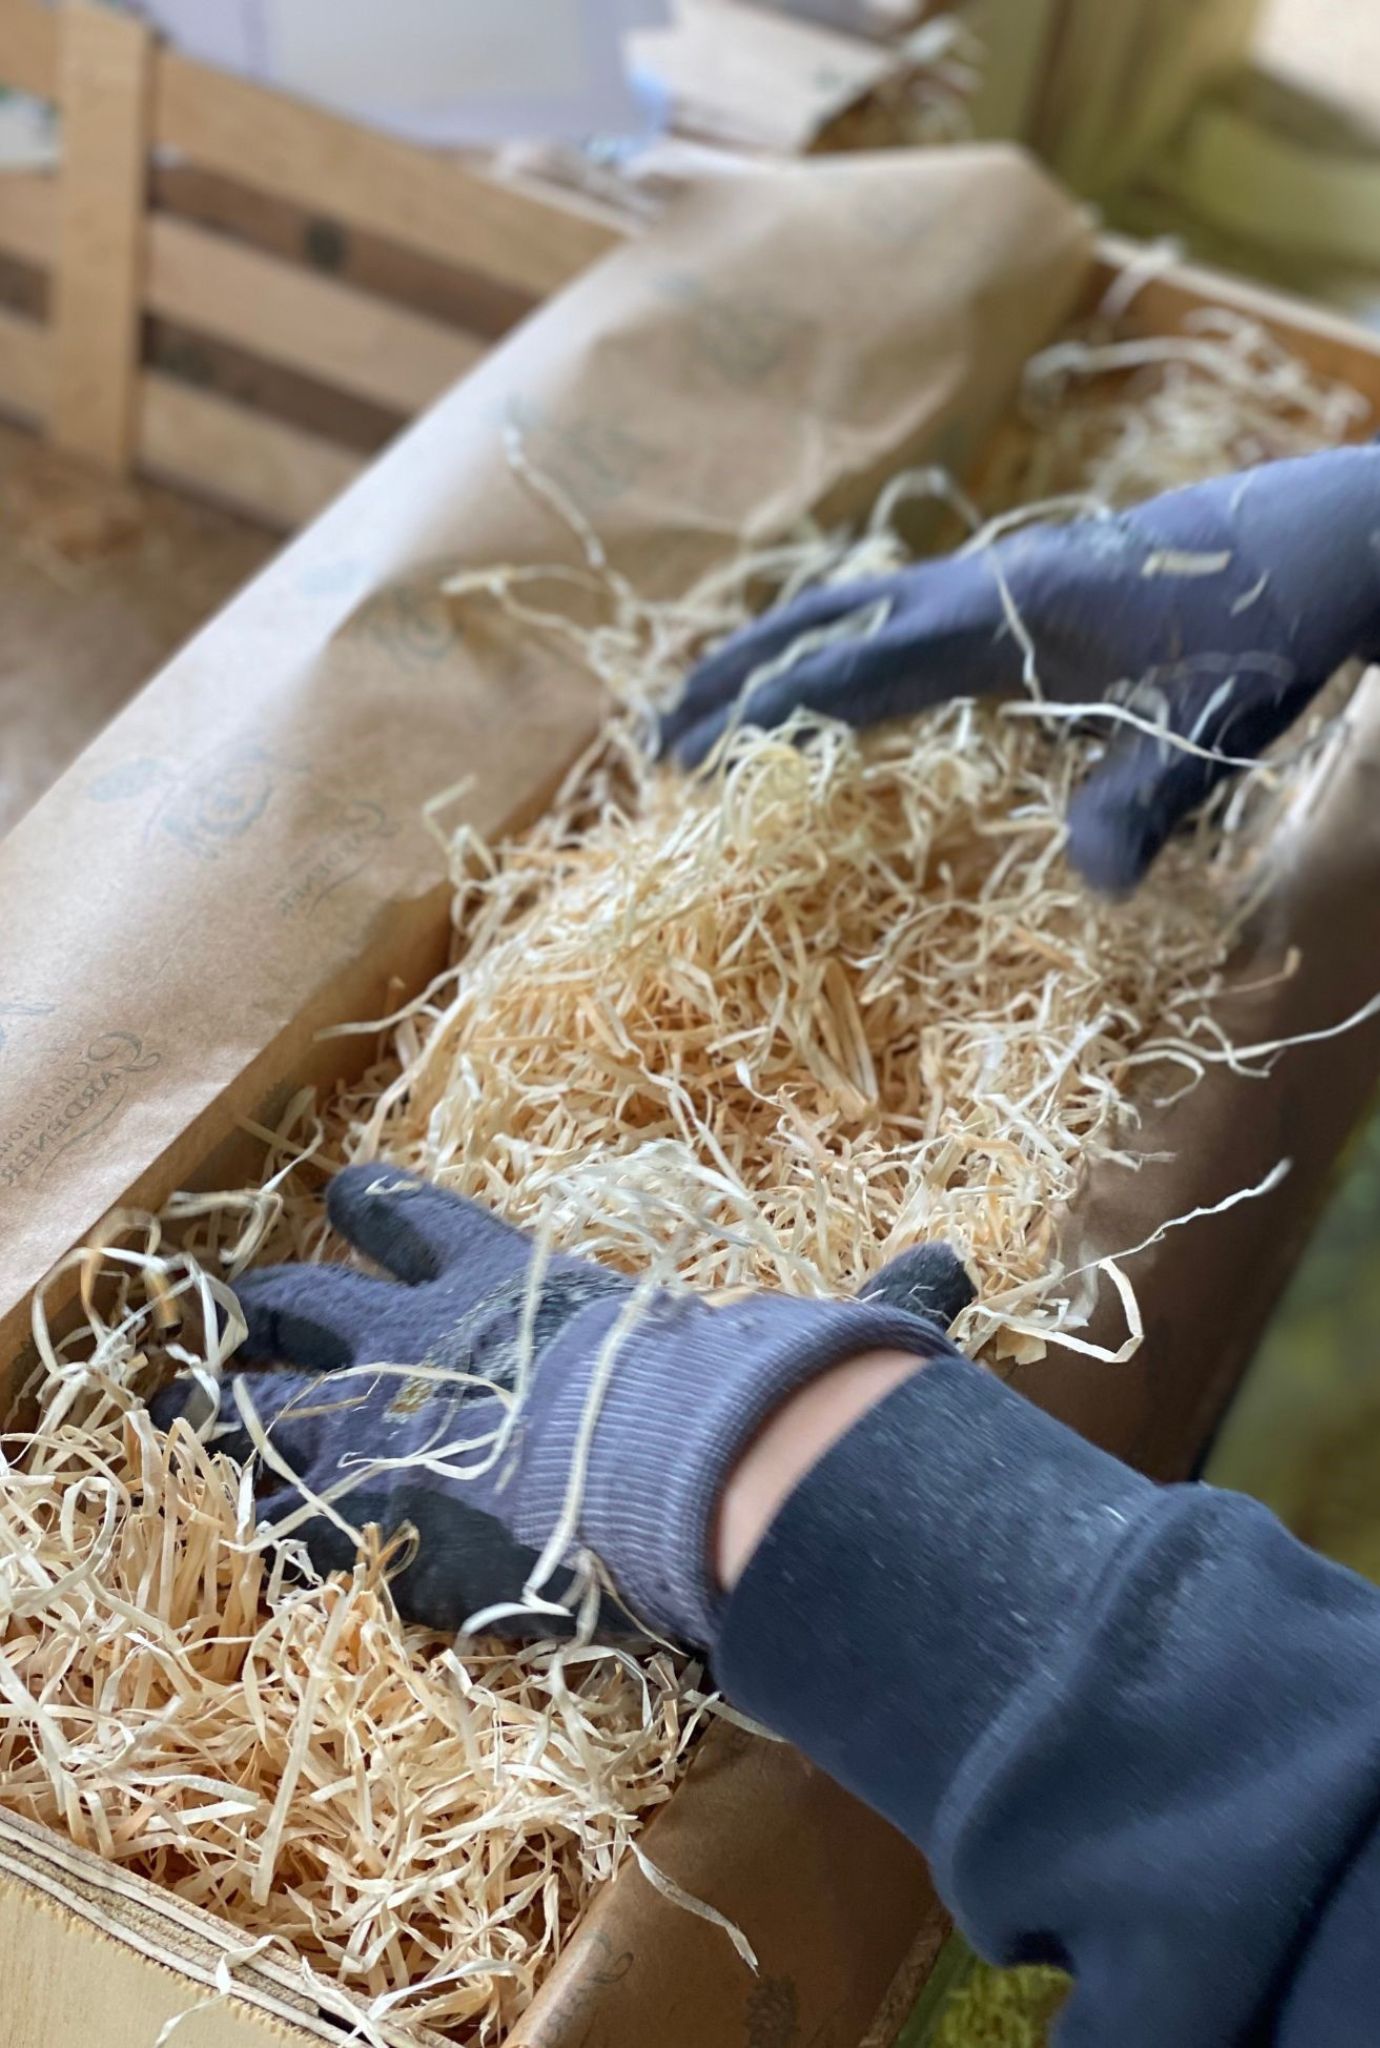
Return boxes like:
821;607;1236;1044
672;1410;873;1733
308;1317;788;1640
897;1936;1068;2047
902;1085;1380;2046
1208;1092;1380;1579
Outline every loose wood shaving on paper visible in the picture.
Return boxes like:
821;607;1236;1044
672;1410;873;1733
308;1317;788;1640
0;300;1371;2045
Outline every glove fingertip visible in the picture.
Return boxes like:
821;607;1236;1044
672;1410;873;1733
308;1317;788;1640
325;1163;454;1284
862;1242;977;1328
1065;778;1165;895
325;1161;423;1235
231;1269;340;1369
148;1373;250;1463
326;1164;532;1287
148;1376;201;1433
671;709;735;772
656;685;721;761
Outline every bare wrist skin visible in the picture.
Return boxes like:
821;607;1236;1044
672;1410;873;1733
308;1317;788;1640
714;1350;924;1590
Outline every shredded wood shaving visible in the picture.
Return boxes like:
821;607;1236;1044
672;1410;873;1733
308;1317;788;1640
339;705;1253;1359
0;294;1370;2045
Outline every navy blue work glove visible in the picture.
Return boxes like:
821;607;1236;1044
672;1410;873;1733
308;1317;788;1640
660;447;1380;891
152;1166;973;1646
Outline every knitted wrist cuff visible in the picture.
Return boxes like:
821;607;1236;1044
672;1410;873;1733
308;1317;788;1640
517;1291;963;1647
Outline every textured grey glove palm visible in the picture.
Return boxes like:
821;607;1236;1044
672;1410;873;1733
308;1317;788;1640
152;1166;973;1646
660;446;1380;891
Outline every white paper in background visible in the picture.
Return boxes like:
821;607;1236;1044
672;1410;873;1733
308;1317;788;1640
130;0;673;144
0;91;59;170
128;0;271;76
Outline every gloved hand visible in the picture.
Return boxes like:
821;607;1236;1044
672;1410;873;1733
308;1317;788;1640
660;446;1380;891
152;1166;973;1645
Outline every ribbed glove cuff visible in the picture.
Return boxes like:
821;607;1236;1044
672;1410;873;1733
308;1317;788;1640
507;1290;963;1646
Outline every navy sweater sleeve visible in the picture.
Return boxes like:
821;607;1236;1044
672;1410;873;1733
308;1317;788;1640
715;1357;1380;2046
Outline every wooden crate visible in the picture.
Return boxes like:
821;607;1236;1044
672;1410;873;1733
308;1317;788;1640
3;227;1380;2048
0;0;973;531
0;0;1029;530
0;0;628;529
0;0;1288;537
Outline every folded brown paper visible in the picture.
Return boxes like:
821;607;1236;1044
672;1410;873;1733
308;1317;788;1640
0;145;1093;1375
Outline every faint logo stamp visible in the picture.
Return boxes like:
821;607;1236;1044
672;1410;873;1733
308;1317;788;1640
85;744;399;914
87;743;279;858
655;273;812;386
0;1030;161;1187
274;795;398;919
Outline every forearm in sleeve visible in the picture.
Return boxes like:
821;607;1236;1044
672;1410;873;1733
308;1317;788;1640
716;1357;1380;2046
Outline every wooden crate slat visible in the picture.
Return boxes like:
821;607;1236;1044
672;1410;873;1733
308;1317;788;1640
1095;232;1380;406
0;1823;329;2048
145;216;487;417
0;0;623;523
137;373;363;528
52;1;152;470
0;0;58;97
149;162;537;342
0;0;623;299
0;176;484;418
0;1806;340;2048
0;170;55;268
152;47;624;299
0;305;51;423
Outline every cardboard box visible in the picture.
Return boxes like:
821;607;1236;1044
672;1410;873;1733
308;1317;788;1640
4;150;1380;2047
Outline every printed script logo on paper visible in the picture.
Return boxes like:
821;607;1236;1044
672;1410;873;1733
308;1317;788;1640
653;273;816;388
85;743;280;858
84;744;399;919
500;395;660;509
275;795;399;920
0;1030;161;1189
358;578;460;667
517;1930;634;2047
